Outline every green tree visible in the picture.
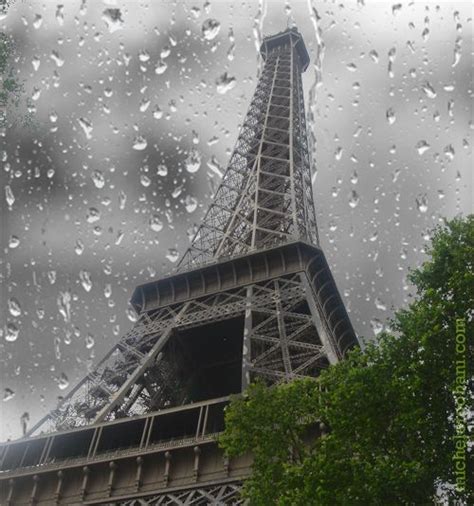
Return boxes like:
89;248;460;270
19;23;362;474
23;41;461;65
220;216;473;505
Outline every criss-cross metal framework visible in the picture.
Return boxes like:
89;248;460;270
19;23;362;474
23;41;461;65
2;28;358;506
178;28;319;270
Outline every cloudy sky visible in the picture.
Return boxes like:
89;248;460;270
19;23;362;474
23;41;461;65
0;0;472;440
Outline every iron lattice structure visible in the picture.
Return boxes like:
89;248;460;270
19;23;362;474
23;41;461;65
0;28;358;505
178;29;319;270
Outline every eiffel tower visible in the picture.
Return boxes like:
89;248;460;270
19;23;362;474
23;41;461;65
0;27;358;505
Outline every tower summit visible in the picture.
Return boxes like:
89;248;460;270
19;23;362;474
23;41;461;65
0;27;358;504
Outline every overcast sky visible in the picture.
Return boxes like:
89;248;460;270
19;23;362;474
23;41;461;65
1;0;472;440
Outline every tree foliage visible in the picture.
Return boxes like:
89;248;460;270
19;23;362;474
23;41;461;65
220;216;473;505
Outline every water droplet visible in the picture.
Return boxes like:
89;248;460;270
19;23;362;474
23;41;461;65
140;174;151;187
75;239;85;255
370;318;384;336
9;235;20;248
375;298;387;311
58;373;69;390
443;144;455;160
79;270;92;292
421;27;429;42
32;56;40;71
78;117;93;139
57;291;71;322
85;334;95;349
33;14;42;29
91;170;105;188
185;149;201;173
369;50;378;63
155;59;167;75
185;195;198;213
5;323;19;342
133;136;147;150
139;98;150;112
349;190;360;208
138;50;150;62
202;18;221;41
86;207;101;223
153;105;163;119
8;297;21;317
126;307;138;322
386;107;396;125
20;412;30;435
55;4;64;25
157;164;168;176
452;38;462;67
392;3;402;15
50;50;64;67
166;248;180;263
421;81;436;99
416;194;428;213
415;140;430;155
207;156;223;177
216;72;236;94
334;147;343;161
5;185;15;206
346;62;357;72
3;388;15;402
350;171;358;184
149;214;163;232
102;8;124;33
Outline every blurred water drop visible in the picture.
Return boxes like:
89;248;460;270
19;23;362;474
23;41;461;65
5;185;15;206
452;37;462;67
391;3;402;15
75;239;85;255
386;107;396;125
444;144;455;160
118;190;127;210
85;334;95;349
55;4;64;25
157;164;168;176
138;50;150;62
8;235;20;248
349;190;360;208
350;171;358;184
33;14;42;29
216;72;236;94
126;307;138;323
5;323;19;342
57;291;71;322
102;8;124;33
153;106;163;119
202;19;221;40
346;62;357;72
207;156;223;177
50;50;64;67
416;194;428;213
140;174;151;187
370;318;384;336
78;117;93;139
20;412;30;435
155;59;167;75
86;207;101;223
422;27;429;42
415;140;430;155
166;248;180;263
421;81;436;98
58;373;69;390
79;270;92;292
375;298;387;311
8;297;22;317
48;270;57;284
133;136;147;150
185;149;201;173
369;50;378;63
91;170;105;188
149;214;163;232
185;195;198;213
32;56;40;71
334;147;343;161
3;388;15;402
